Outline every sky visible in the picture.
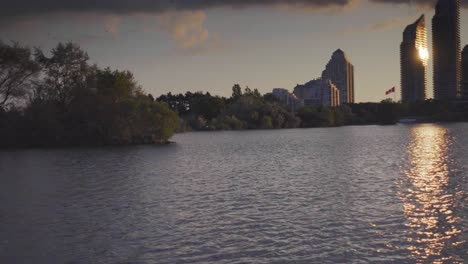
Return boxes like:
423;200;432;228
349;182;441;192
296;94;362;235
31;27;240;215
1;0;467;102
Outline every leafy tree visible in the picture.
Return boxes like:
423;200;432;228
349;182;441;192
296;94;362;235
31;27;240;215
260;115;273;129
0;41;180;147
231;84;242;100
296;107;320;127
157;92;191;115
95;67;142;103
0;41;40;108
263;92;280;103
377;99;398;125
34;42;92;105
158;91;226;124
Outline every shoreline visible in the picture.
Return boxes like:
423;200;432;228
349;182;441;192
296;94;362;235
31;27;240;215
2;121;467;150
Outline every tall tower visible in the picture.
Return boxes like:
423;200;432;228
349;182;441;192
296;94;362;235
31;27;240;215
432;0;461;100
462;45;468;100
400;15;428;103
322;49;355;104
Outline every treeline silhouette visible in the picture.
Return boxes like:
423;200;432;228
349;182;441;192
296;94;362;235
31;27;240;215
158;85;299;130
0;41;179;147
158;88;468;131
157;86;402;130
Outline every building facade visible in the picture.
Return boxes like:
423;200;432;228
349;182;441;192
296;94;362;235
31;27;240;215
293;79;340;107
272;88;303;110
463;45;468;100
322;49;354;104
432;0;461;100
400;15;428;103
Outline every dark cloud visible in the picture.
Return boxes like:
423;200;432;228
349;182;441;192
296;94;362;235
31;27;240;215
0;0;353;19
369;0;467;8
370;0;435;5
2;0;465;25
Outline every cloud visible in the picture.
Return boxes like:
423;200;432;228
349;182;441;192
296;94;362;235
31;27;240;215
339;15;417;34
0;1;354;20
157;11;210;50
1;0;467;24
104;15;122;37
370;0;435;6
276;0;361;13
369;16;416;31
369;0;468;8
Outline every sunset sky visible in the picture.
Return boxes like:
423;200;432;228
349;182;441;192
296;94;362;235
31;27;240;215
1;0;467;102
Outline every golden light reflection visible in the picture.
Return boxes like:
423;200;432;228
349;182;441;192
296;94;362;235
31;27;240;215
401;125;464;263
418;46;429;62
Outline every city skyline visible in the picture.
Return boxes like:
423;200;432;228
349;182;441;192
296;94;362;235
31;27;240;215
1;1;468;102
272;49;353;108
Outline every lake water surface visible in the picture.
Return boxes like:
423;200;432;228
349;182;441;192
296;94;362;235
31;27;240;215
0;124;467;263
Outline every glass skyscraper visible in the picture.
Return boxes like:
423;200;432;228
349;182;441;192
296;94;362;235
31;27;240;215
432;0;461;100
462;45;468;100
400;15;428;103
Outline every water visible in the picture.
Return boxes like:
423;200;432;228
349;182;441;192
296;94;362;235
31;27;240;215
0;124;467;263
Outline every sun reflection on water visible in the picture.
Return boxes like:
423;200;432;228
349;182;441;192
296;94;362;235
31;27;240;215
401;125;465;263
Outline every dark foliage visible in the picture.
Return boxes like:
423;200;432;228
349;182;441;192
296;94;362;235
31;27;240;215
0;42;179;148
0;41;40;107
158;85;300;130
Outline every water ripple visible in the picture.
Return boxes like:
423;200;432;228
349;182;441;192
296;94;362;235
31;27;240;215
0;125;467;263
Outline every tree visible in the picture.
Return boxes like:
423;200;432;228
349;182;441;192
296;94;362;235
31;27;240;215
0;41;40;108
34;42;91;105
263;92;280;103
377;100;398;125
232;84;242;100
190;92;226;121
244;86;252;95
296;107;320;127
95;67;142;103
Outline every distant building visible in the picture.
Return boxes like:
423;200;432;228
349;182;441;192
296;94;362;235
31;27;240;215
293;79;340;107
432;0;461;100
322;49;355;104
400;15;428;103
272;88;303;110
463;45;468;100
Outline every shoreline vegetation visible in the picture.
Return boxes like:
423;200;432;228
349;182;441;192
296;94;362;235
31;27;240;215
159;89;468;133
1;41;468;148
0;41;179;148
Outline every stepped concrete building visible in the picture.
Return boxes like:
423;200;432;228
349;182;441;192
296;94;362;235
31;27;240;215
272;88;303;110
432;0;461;100
322;49;354;104
293;79;340;107
463;45;468;100
400;15;428;103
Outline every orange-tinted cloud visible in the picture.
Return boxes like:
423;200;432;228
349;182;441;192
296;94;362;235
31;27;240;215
157;11;210;50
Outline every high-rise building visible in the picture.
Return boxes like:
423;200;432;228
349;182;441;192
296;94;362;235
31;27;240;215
293;79;340;107
432;0;461;100
400;15;428;103
463;45;468;100
322;49;354;104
